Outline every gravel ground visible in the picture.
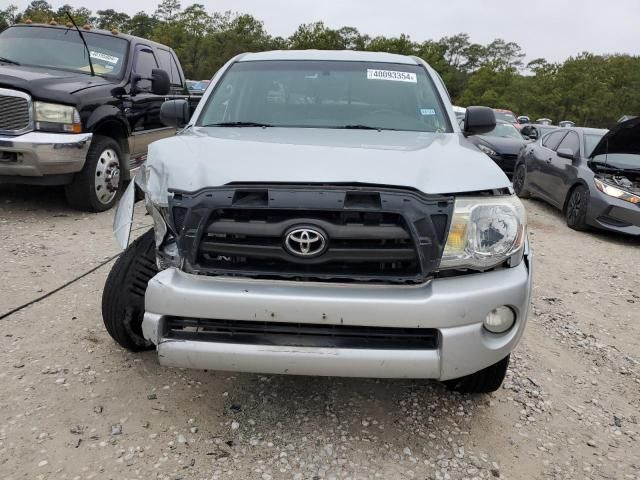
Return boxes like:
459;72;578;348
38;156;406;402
1;185;639;480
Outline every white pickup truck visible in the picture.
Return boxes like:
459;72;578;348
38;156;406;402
102;50;532;394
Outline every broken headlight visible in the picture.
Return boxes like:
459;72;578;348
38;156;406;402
594;177;640;204
440;195;527;270
146;198;182;269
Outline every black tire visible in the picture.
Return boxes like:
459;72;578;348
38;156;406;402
444;355;510;394
65;135;123;212
565;185;590;231
102;229;158;351
513;164;531;198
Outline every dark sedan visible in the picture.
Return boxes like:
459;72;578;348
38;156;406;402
463;120;528;175
513;118;640;235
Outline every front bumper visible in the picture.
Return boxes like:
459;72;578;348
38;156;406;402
587;189;640;236
142;251;532;380
0;131;92;179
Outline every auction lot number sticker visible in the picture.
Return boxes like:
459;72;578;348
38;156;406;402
367;69;417;83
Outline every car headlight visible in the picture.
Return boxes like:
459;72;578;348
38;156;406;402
594;177;640;204
441;195;527;270
477;144;498;157
34;102;82;133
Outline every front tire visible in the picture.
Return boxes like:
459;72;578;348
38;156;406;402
513;164;531;198
65;135;123;212
444;355;510;394
565;185;589;231
102;229;158;351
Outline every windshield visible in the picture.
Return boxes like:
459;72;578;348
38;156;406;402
484;122;522;140
0;26;128;77
494;111;516;123
584;133;605;157
198;60;451;132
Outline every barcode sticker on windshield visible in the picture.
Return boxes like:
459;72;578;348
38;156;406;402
367;69;417;83
90;51;119;64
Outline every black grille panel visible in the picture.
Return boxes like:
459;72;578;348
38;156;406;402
0;93;30;133
199;209;419;280
170;186;454;284
165;317;439;350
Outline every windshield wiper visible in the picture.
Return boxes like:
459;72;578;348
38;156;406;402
203;121;273;128
65;11;95;77
331;124;387;131
0;56;20;65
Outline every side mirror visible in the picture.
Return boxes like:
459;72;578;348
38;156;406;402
463;106;496;136
160;99;189;128
557;148;577;160
151;69;170;95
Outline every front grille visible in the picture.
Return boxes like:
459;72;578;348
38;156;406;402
171;186;454;284
0;90;31;134
199;208;420;281
165;317;440;350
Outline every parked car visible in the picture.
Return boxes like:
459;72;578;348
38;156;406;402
558;120;575;128
0;22;200;211
517;115;530;124
452;105;466;120
463;120;528;175
513;118;640;234
520;123;559;141
189;79;210;93
493;108;518;124
535;118;553;125
103;50;532;394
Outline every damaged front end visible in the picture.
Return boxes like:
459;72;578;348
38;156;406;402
112;168;182;271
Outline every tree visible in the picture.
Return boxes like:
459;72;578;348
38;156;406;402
96;9;130;30
126;11;158;38
288;22;346;50
21;0;54;23
0;4;18;32
154;0;180;22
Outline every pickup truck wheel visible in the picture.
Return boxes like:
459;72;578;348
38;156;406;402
513;164;530;198
444;355;510;394
102;229;158;352
65;135;123;212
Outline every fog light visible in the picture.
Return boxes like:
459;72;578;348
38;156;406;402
484;306;515;333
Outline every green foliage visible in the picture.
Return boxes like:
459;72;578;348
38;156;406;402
5;2;639;127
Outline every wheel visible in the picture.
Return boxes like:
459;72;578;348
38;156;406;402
565;185;589;231
102;229;158;351
444;355;510;394
65;135;123;212
513;164;530;198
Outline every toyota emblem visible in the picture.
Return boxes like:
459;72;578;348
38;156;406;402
284;227;328;258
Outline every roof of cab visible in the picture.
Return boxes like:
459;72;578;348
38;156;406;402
9;23;173;51
238;50;419;64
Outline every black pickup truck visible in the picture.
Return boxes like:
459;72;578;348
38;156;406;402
0;23;200;211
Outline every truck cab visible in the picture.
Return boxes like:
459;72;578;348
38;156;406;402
0;23;198;211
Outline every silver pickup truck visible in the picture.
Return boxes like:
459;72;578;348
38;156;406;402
102;50;532;394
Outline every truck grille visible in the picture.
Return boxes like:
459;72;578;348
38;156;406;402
0;88;32;134
170;186;454;284
165;317;440;350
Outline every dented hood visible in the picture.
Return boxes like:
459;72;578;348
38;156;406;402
143;127;510;206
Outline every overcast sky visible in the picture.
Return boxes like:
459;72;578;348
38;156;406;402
12;0;640;63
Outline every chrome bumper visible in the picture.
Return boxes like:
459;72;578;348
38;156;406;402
143;255;532;380
0;131;92;177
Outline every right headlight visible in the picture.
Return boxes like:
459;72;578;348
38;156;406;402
440;195;527;270
594;177;640;204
